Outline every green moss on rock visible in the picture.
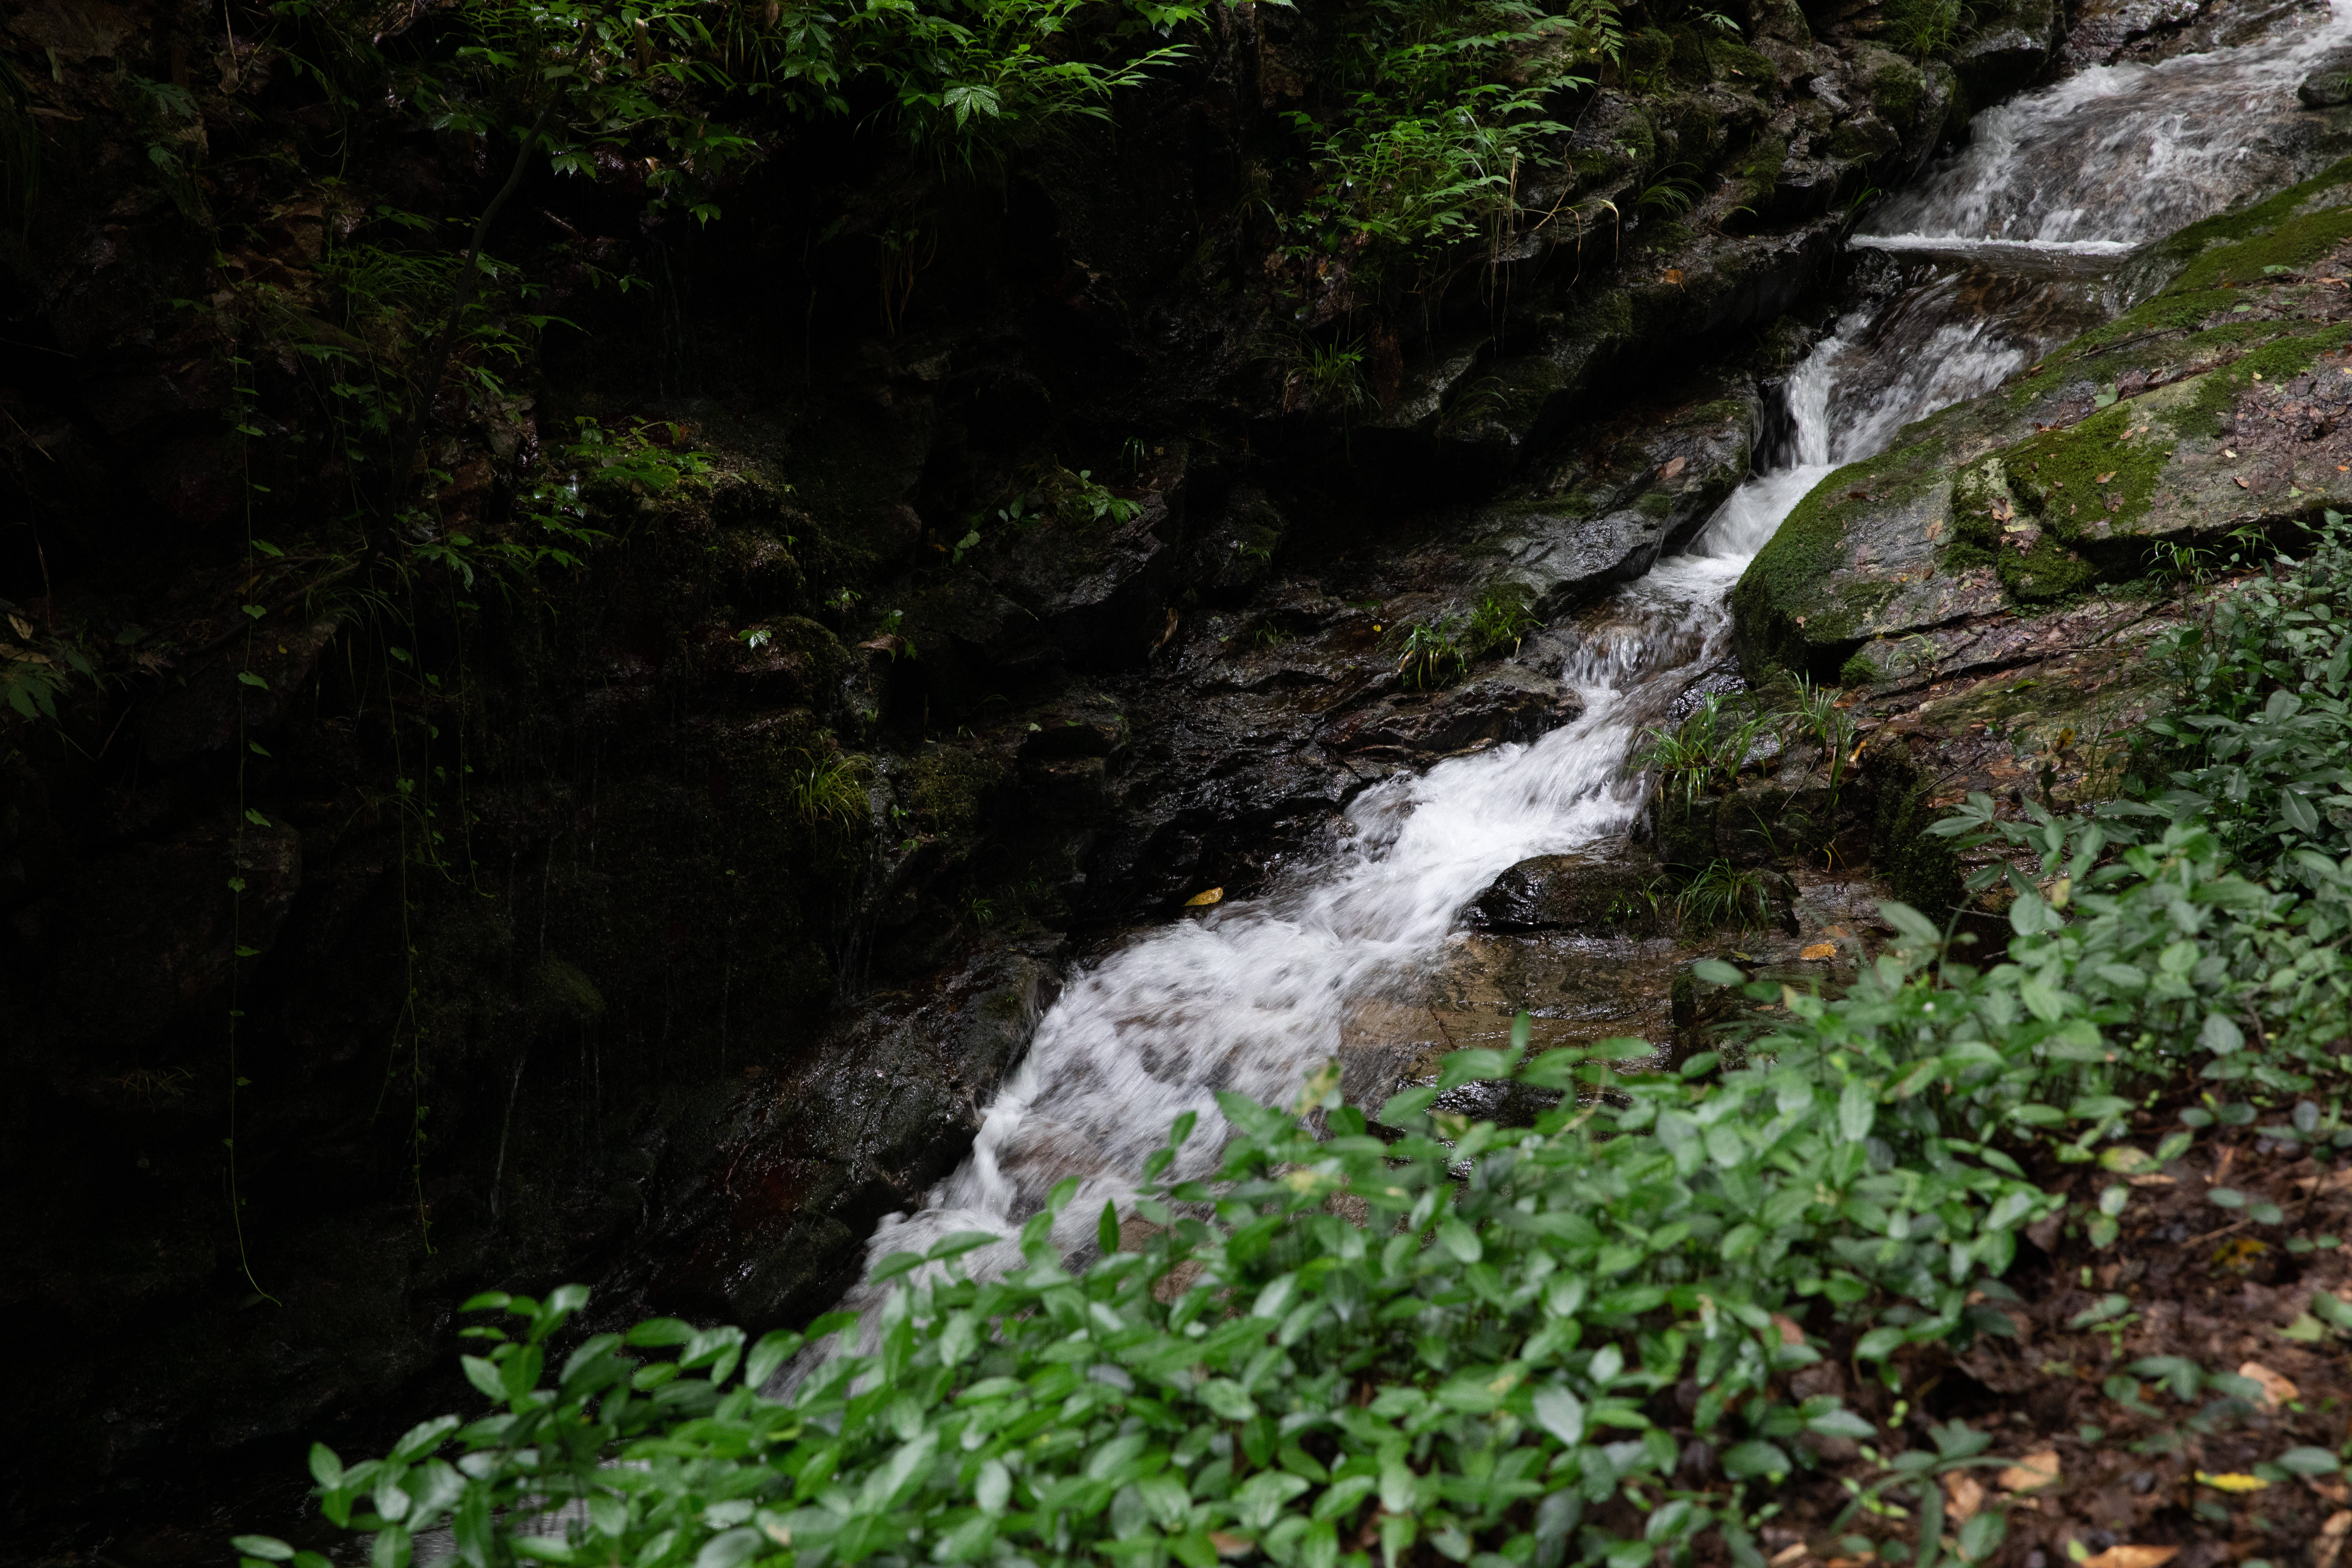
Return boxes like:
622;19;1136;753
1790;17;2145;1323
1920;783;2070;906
905;745;1013;838
2181;326;2352;434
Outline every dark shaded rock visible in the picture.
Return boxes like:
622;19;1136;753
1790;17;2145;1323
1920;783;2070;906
141;620;343;765
1465;847;1668;934
2304;48;2352;108
1188;482;1289;604
1953;0;2062;99
44;826;302;1048
1321;669;1576;758
643;938;1062;1330
715;615;855;710
1469;383;1760;614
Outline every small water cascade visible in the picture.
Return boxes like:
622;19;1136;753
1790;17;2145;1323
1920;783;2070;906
806;1;2352;1322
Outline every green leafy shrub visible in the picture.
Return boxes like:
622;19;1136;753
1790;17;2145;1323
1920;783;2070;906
245;528;2352;1568
1279;0;1621;286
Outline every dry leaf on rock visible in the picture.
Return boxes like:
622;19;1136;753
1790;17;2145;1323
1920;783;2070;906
2197;1471;2269;1493
1766;1546;1809;1568
2080;1548;2179;1568
1800;942;1837;960
1943;1471;1985;1522
1999;1450;2062;1491
2240;1359;2299;1409
1184;887;1223;907
1770;1313;1806;1346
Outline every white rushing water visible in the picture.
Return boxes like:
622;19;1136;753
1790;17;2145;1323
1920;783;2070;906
806;0;2352;1323
1864;1;2352;248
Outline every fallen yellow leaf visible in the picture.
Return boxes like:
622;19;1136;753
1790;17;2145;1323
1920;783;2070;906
1944;1470;1984;1522
2081;1549;2179;1568
2239;1359;2299;1409
1184;887;1224;907
1766;1546;1810;1568
1998;1450;2062;1491
1800;942;1837;960
2095;471;2116;484
2197;1471;2270;1493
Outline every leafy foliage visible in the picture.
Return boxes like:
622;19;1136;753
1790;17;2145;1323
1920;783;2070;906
0;609;100;722
1280;0;1622;285
243;522;2352;1568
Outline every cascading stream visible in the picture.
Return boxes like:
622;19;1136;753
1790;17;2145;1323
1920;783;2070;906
807;2;2352;1325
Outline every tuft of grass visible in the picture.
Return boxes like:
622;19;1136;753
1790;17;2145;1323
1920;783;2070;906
1298;337;1371;413
790;752;870;831
1881;0;1970;58
1467;583;1538;655
1641;692;1772;806
1673;858;1770;932
1395;618;1469;690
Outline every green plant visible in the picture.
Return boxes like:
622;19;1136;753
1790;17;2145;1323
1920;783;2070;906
2147;538;2218;585
1635;163;1702;217
1881;0;1971;58
1468;583;1538;655
1640;692;1769;806
251;513;2352;1568
1296;338;1372;414
789;752;872;831
0;609;100;721
1395;617;1469;688
1773;676;1857;848
1672;858;1770;932
1277;0;1621;288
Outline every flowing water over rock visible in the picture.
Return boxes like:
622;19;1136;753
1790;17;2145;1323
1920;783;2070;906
810;0;2352;1318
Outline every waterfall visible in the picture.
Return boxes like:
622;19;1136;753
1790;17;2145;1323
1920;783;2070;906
800;0;2352;1331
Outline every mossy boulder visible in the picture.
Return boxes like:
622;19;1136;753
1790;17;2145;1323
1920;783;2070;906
1733;167;2352;686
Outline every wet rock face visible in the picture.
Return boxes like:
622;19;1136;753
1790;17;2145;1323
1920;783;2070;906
2067;0;2330;69
1465;848;1671;936
1733;161;2352;688
2307;52;2352;110
1470;383;1763;615
632;941;1062;1332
